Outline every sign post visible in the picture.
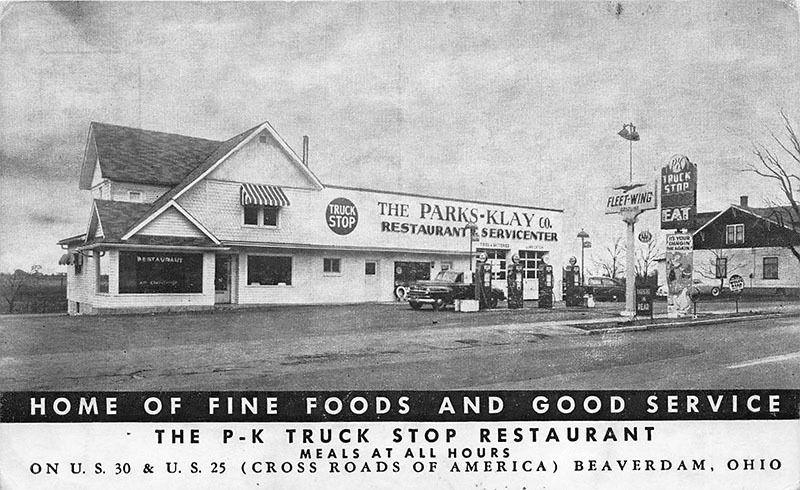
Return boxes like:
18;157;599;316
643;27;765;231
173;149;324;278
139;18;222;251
729;274;745;313
605;182;657;317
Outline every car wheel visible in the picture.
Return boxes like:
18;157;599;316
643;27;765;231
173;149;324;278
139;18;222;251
431;298;444;311
409;301;422;310
711;287;720;297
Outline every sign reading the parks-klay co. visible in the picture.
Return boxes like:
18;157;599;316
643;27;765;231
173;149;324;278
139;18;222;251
604;183;656;214
661;154;697;230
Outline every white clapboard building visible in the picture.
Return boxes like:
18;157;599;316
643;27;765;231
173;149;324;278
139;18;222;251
58;121;564;314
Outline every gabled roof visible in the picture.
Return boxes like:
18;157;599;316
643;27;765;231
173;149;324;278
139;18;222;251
692;204;799;236
87;199;154;243
79;122;222;189
746;205;799;229
121;121;323;241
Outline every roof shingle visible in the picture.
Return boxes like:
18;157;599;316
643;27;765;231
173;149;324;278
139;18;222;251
91;122;222;186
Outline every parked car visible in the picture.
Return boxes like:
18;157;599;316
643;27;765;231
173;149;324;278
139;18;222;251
690;279;728;298
406;270;505;310
585;276;625;302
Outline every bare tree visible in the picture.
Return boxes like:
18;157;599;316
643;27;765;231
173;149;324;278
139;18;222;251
634;239;660;280
0;269;30;313
593;236;625;278
745;109;800;262
696;249;748;291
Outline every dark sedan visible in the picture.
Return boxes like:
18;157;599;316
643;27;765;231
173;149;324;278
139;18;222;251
586;276;625;302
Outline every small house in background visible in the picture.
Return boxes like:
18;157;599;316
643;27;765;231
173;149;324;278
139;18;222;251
691;196;800;295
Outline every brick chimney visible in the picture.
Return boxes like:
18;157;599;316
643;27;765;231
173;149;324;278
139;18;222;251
302;136;309;167
740;195;748;208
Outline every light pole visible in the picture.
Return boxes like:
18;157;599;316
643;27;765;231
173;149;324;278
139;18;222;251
617;122;639;184
618;122;640;317
577;229;589;286
465;222;478;271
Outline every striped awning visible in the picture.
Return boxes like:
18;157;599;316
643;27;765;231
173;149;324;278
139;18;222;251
240;184;290;207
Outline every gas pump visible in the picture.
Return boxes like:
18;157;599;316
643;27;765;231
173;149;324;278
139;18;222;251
474;252;492;310
562;258;584;307
507;254;524;309
538;260;554;309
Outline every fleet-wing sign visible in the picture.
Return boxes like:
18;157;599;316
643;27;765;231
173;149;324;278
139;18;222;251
605;182;656;215
660;154;697;230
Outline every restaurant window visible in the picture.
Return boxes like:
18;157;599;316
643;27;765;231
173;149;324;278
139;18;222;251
119;252;203;294
726;224;744;245
244;206;259;225
263;206;279;226
247;255;292;285
243;206;280;227
365;261;377;275
96;252;109;293
73;253;84;275
715;257;727;278
763;257;779;280
323;258;341;274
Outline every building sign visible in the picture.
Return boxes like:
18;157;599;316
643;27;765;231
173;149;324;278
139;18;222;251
604;183;656;214
666;233;693;317
660;154;697;230
326;198;359;235
377;200;558;243
729;274;745;293
119;252;203;294
635;286;654;317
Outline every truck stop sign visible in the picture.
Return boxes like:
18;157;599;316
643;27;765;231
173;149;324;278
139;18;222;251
661;154;697;230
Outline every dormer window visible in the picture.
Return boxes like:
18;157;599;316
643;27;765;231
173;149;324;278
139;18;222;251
128;191;143;202
240;183;289;228
244;205;280;227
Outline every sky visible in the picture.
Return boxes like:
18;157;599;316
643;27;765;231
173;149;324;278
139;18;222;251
1;1;799;273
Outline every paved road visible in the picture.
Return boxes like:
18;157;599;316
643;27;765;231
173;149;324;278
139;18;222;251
0;302;798;390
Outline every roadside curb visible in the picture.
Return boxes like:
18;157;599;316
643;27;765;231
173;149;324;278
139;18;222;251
583;311;790;335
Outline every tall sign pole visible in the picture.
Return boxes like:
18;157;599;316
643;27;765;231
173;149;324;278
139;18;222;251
623;211;638;316
604;182;656;316
614;123;646;317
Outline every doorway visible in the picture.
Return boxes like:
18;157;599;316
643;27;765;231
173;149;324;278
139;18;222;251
364;260;381;301
215;255;234;304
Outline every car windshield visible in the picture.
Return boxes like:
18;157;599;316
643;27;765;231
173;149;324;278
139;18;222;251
435;271;462;282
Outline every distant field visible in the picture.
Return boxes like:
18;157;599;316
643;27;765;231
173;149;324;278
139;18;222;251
0;275;66;314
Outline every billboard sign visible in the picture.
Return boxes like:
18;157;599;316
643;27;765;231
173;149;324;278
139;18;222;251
604;182;656;214
666;233;694;317
660;154;697;230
